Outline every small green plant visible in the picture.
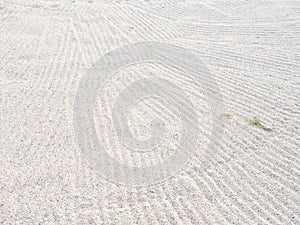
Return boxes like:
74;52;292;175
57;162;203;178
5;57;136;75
248;116;272;131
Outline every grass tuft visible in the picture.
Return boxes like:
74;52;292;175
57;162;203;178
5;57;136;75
248;116;272;131
221;113;234;119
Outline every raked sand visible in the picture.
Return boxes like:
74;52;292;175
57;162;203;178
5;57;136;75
0;0;299;224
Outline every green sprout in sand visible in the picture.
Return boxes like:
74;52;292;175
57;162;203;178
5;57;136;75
248;116;273;131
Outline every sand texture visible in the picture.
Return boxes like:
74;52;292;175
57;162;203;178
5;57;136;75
0;0;299;224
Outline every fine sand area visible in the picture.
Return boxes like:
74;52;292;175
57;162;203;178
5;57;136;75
1;0;299;224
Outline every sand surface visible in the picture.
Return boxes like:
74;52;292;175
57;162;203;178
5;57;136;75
1;0;299;224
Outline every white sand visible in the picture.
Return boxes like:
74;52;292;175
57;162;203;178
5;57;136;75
0;0;299;224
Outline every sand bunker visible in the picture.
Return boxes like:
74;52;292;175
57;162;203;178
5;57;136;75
0;0;299;224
